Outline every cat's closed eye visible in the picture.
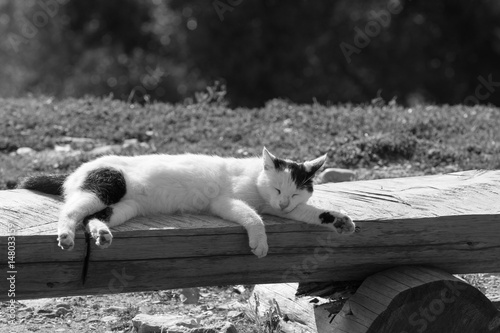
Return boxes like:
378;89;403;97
275;188;281;194
292;194;299;198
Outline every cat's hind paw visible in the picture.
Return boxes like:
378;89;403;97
57;232;75;250
93;228;113;249
319;212;356;235
88;223;113;249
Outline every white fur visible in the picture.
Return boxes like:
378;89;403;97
57;148;356;257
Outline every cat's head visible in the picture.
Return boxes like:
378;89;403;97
258;147;326;213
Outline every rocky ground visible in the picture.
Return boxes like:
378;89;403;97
0;286;255;333
1;274;500;333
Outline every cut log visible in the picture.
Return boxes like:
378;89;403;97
317;266;500;333
246;283;319;333
1;170;500;301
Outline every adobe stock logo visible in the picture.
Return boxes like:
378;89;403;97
340;0;407;64
108;268;135;293
212;0;243;21
401;279;467;333
128;65;167;103
7;0;69;53
464;74;500;105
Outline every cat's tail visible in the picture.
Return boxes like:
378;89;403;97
17;174;69;196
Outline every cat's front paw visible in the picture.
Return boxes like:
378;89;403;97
319;212;356;235
249;232;268;258
57;232;75;250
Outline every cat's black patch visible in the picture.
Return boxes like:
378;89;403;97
289;163;315;192
81;168;126;205
272;157;288;171
83;207;113;226
18;174;68;196
319;212;336;224
272;158;315;192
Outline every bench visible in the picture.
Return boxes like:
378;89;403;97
1;170;500;332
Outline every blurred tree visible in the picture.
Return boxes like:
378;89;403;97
169;0;500;106
1;0;186;103
1;0;500;106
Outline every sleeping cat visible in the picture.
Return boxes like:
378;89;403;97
19;148;356;258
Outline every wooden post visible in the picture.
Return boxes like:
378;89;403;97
318;266;500;333
1;170;500;301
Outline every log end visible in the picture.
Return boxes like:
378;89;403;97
321;266;500;333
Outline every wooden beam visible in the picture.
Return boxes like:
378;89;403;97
1;170;499;301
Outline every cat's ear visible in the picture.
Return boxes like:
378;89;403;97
262;147;276;171
304;154;327;174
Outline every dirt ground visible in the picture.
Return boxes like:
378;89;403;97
0;286;256;333
1;274;500;333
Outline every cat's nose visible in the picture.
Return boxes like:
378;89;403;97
279;199;289;210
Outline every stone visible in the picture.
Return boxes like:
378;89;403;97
189;322;237;333
139;305;153;314
123;138;139;148
121;139;151;152
227;310;243;319
132;313;199;333
89;145;122;156
216;301;245;311
232;285;246;294
55;302;72;310
54;307;71;317
316;168;356;184
16;147;35;155
54;144;72;153
104;306;128;313
21;298;53;312
101;315;120;323
180;287;200;304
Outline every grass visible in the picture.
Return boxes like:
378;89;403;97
1;96;499;191
249;294;283;333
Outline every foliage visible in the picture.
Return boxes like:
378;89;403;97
0;0;186;103
1;0;500;106
170;0;500;106
249;294;283;333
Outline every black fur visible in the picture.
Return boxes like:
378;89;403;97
272;158;288;171
290;163;315;192
319;212;336;224
81;168;126;205
18;174;68;195
83;207;113;226
273;158;315;192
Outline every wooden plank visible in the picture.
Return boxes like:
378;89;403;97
0;170;500;301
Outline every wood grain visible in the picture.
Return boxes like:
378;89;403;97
1;170;499;301
321;266;500;333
